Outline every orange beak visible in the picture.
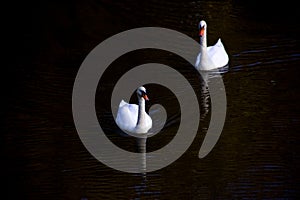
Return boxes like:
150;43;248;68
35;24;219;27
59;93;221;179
143;94;149;101
199;27;204;37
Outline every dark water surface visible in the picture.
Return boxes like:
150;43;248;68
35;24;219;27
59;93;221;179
4;0;300;199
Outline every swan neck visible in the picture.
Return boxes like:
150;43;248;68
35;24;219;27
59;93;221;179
137;97;146;126
200;25;208;48
200;33;207;49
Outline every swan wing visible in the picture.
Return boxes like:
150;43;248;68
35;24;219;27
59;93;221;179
207;39;229;68
116;100;138;132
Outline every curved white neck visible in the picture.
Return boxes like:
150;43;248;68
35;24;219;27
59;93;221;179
200;30;207;48
136;97;146;127
198;28;215;70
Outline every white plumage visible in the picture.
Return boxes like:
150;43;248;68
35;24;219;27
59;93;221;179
195;20;229;71
116;86;152;134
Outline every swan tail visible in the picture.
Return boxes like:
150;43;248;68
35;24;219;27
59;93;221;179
215;38;224;47
119;100;127;107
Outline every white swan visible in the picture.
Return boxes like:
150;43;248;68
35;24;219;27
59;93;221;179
116;86;152;134
195;20;229;71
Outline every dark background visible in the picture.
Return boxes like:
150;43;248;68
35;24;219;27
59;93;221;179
3;0;300;199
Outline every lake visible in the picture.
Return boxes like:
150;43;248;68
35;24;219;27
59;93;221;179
3;0;300;199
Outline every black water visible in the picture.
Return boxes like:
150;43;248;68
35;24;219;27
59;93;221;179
3;0;300;199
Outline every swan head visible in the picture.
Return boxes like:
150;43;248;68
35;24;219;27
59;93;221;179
137;86;149;101
198;20;207;37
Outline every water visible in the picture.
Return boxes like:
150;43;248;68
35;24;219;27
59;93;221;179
4;0;300;199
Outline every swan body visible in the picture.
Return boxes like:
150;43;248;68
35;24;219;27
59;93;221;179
116;86;152;134
195;20;229;71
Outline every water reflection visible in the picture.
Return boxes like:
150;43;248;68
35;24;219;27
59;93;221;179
199;66;229;119
136;136;147;173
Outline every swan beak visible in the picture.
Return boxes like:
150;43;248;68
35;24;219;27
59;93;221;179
143;94;149;101
199;27;204;37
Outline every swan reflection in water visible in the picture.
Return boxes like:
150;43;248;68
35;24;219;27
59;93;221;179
198;66;229;120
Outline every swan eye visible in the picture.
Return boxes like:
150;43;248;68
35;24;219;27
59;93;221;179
138;89;147;97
